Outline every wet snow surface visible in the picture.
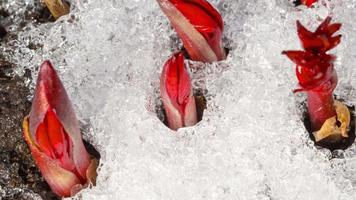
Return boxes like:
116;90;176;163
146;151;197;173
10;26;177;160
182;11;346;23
2;0;356;199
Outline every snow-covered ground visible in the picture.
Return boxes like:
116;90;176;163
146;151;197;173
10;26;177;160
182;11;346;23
3;0;356;199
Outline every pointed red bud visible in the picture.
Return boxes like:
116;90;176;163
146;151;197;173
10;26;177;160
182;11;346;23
156;0;226;62
23;61;97;197
160;52;198;130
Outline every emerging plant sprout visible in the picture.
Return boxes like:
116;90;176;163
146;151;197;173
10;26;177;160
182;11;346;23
156;0;226;62
43;0;70;19
156;1;216;129
160;52;198;130
283;17;351;143
22;61;98;197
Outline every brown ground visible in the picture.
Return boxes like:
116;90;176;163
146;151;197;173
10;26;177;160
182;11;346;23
0;57;58;200
0;2;58;200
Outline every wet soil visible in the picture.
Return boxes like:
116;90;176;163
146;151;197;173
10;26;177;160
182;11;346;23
293;0;303;6
0;2;58;200
0;57;59;200
302;100;356;152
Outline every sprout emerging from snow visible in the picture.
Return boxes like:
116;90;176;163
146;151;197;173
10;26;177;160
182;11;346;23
283;17;350;143
23;61;98;197
160;52;198;130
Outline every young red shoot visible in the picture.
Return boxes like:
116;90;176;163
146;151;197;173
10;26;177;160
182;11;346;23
156;0;226;62
160;52;198;130
23;61;98;197
283;17;350;142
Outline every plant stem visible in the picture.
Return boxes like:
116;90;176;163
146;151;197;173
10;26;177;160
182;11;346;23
307;91;337;131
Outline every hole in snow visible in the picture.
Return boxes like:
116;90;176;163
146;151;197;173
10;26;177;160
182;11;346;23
193;89;208;122
83;140;101;160
80;123;101;160
156;95;207;130
302;100;355;152
293;0;302;6
155;90;207;130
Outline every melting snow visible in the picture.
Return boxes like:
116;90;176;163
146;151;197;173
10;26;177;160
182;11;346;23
2;0;356;199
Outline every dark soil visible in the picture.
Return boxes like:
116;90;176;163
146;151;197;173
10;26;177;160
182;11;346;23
0;55;100;200
302;100;356;152
0;2;58;200
0;2;100;199
0;57;59;200
293;0;302;6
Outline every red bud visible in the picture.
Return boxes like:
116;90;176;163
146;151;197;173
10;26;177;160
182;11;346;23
157;0;226;62
23;61;97;197
160;52;198;130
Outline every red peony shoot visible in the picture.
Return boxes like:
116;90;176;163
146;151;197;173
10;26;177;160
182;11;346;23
282;17;342;132
160;52;198;130
23;61;97;197
156;0;226;62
